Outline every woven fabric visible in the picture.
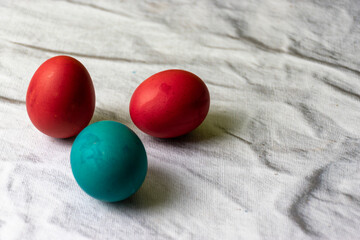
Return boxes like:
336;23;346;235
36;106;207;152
0;1;359;239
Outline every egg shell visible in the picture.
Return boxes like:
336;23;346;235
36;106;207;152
129;69;210;138
70;121;148;202
26;55;95;138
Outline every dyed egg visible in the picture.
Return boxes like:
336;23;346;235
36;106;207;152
70;121;147;202
26;55;95;138
129;69;210;138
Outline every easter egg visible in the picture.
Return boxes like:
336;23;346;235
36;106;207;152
26;55;95;138
70;121;147;202
129;69;210;138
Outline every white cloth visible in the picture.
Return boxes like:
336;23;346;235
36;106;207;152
0;0;359;239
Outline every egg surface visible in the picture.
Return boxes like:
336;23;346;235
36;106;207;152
26;55;95;138
129;69;210;138
70;121;147;202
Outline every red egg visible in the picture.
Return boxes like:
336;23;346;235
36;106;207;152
26;56;95;138
129;69;210;138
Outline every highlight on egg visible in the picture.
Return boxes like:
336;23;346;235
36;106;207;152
129;69;210;138
26;55;95;138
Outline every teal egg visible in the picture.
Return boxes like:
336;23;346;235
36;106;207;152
70;121;147;202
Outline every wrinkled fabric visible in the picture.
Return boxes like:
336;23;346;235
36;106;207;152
0;1;359;239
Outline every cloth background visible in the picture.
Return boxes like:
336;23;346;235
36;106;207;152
0;0;360;239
